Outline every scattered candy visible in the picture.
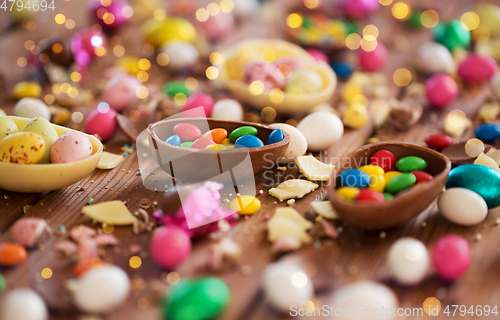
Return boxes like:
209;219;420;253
163;81;190;98
433;20;471;52
14;98;50;120
331;61;353;80
439;188;488;226
11;81;42;99
296;155;335;181
269;179;319;201
475;123;500;142
0;117;19;140
0;288;48;320
416;42;455;74
425;133;454;150
84;106;117;141
0;242;27;266
150;226;191;269
229;195;261;215
458;53;498;83
342;102;369;129
343;0;379;18
172;123;202;141
359;42;388;72
101;75;141;111
297;112;343;151
10;218;47;247
182;93;215;117
396;156;427;172
51;131;93;164
425;74;458;108
161;41;200;70
211;99;244;121
432;235;471;281
235;135;264;148
82;201;138;225
97;151;124;169
0;132;45;164
269;123;308;164
142;17;197;47
388;238;429;285
0;274;5;292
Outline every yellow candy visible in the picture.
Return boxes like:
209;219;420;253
342;82;363;102
0;132;45;164
327;20;347;40
221;138;231;144
474;3;500;36
115;56;140;75
342;102;369;129
384;171;402;183
11;82;42;100
359;164;386;192
359;164;384;176
142;17;197;47
337;186;360;200
204;144;227;151
230;195;261;215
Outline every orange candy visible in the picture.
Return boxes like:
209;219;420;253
73;257;105;277
201;128;227;144
0;242;27;266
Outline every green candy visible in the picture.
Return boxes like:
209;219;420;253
385;173;417;194
180;142;193;148
396;156;427;172
162;277;230;320
406;11;424;29
344;20;359;35
163;81;190;98
0;274;5;293
229;126;258;142
433;20;471;52
383;192;394;201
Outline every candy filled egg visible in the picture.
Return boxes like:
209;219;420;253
14;98;51;120
51;131;93;164
21;117;59;164
0;117;19;140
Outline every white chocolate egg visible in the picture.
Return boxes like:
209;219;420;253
14;98;50;120
416;42;455;75
211;99;244;121
387;238;429;285
269;123;308;164
160;40;199;70
438;188;488;226
0;288;48;320
297;112;343;151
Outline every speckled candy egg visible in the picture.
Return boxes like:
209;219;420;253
150;226;191;269
0;288;48;320
285;69;323;94
14;98;50;120
198;11;235;41
21;117;58;163
0;132;45;164
101;75;141;111
297;112;343;151
71;265;131;313
84;105;117;141
438;188;488;226
245;62;285;90
387;238;429;285
269;123;308;164
262;262;313;312
51;131;93;164
160;41;199;70
416;42;455;74
182;93;215;117
0;117;19;140
329;281;398;320
211;99;244;121
458;53;498;83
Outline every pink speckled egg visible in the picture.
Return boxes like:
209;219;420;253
51;131;93;164
150;226;191;269
198;11;235;41
306;49;329;63
359;42;387;72
343;0;380;18
458;53;498;84
85;103;117;141
245;62;285;90
425;74;458;108
101;75;141;112
182;93;215;117
432;235;471;281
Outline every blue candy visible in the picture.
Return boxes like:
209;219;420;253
331;61;353;80
165;135;180;146
267;129;284;145
235;135;264;148
337;169;371;188
446;164;500;208
475;123;500;142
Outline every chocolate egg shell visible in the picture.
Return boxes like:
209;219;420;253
328;142;451;229
39;38;74;68
441;140;492;165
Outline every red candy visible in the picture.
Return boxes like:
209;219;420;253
359;43;387;72
84;106;117;141
182;93;215;117
411;171;433;182
425;74;458;108
150;226;191;270
306;48;329;63
343;0;380;18
424;133;453;150
369;150;396;172
172;123;202;141
458;54;498;84
355;189;385;204
432;235;471;281
191;138;216;149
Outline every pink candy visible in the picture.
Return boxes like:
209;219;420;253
359;43;387;72
101;75;141;111
182;93;215;117
90;0;131;31
85;105;117;141
458;54;498;84
432;235;471;281
172;123;202;141
198;11;235;41
150;226;191;269
51;131;94;164
11;218;47;247
191;137;216;149
306;49;329;63
425;74;458;108
245;62;285;90
343;0;380;18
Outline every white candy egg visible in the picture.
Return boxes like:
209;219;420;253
297;112;343;151
14;98;50;120
416;42;455;74
211;99;244;121
262;262;313;312
269;123;308;164
329;281;398;320
160;41;199;70
0;288;48;320
387;238;429;286
71;265;131;313
438;188;488;226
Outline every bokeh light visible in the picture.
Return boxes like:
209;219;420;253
460;11;480;31
392;2;410;21
41;268;53;279
206;66;219;80
157;53;170;66
345;33;361;50
393;68;412;87
129;256;142;269
249;81;265;95
421;9;439;28
287;13;303;29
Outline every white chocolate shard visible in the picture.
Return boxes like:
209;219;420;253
97;152;124;169
269;179;319;201
474;153;500;172
267;217;311;244
310;201;340;220
82;201;137;225
271;207;313;230
296;155;335;181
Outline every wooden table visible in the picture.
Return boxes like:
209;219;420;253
1;0;500;319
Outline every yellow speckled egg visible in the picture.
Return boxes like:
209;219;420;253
0;117;19;140
285;69;323;94
141;17;197;47
11;82;42;100
0;132;46;164
21;117;59;164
